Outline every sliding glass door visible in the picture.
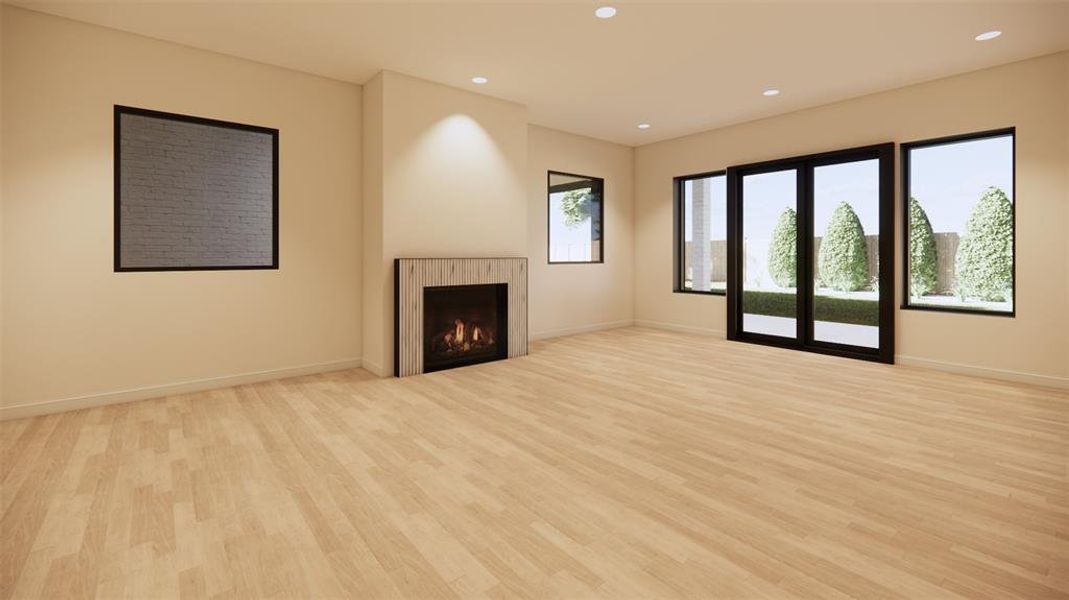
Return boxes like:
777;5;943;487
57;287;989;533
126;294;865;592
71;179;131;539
727;144;894;362
738;168;800;340
811;158;882;349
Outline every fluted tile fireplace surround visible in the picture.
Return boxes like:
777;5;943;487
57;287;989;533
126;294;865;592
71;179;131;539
394;258;528;376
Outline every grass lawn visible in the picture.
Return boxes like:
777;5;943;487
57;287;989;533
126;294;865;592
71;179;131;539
743;290;879;326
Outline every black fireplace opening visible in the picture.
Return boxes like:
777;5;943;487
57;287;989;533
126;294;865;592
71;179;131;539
423;283;508;373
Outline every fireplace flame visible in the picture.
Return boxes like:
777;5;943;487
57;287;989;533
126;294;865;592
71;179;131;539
432;317;495;358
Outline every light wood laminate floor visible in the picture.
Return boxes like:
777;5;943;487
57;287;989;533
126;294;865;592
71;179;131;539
2;328;1067;599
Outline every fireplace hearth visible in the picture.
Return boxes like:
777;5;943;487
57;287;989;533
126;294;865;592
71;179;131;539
394;258;527;377
423;284;508;373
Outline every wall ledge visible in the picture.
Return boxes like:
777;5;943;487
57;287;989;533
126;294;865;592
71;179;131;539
633;319;726;338
0;358;363;421
6;331;1062;422
361;358;386;378
530;319;634;341
636;319;1066;389
895;354;1068;390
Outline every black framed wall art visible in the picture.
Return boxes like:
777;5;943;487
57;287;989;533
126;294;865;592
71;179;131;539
114;105;279;272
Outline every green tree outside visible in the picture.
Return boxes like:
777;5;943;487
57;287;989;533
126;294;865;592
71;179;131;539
559;189;601;240
767;208;797;288
818;201;868;292
908;196;939;297
955;186;1013;302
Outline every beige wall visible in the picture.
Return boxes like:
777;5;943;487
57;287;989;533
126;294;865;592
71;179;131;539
3;6;1065;411
361;73;385;377
635;52;1069;385
1064;54;1069;381
361;71;528;375
527;126;634;339
0;6;5;401
1;7;363;411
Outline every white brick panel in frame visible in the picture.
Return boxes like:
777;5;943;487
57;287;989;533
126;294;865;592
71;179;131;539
395;258;528;377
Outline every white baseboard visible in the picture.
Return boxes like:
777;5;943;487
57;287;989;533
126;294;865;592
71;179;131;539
361;359;386;378
7;332;1061;422
530;319;634;341
896;355;1068;390
634;319;1066;389
633;319;725;338
0;358;363;422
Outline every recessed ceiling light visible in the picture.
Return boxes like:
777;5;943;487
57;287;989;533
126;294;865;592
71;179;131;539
763;88;781;97
975;30;1002;41
637;123;651;130
471;76;488;85
595;6;617;19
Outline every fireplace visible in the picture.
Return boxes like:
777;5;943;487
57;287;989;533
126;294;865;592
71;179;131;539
423;284;508;373
394;258;527;377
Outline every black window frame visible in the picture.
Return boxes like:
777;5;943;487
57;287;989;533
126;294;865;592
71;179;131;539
114;105;280;273
900;127;1016;317
546;170;604;265
726;142;896;364
673;170;727;295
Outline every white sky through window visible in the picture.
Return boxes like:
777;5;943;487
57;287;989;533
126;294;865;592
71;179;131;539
685;136;1011;242
910;135;1013;233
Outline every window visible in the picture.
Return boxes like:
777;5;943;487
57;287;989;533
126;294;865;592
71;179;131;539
115;105;279;272
902;129;1014;315
674;172;727;293
726;143;895;363
547;171;603;264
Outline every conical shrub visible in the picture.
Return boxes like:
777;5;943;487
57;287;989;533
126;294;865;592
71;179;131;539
767;207;797;288
818;201;868;292
955;186;1013;302
908;197;938;297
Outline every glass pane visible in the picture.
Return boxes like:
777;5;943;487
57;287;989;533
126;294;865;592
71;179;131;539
548;172;603;263
906;134;1013;312
681;175;727;291
812;159;880;348
741;169;797;338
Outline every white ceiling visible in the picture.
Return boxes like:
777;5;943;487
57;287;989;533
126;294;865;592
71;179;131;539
12;1;1069;146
